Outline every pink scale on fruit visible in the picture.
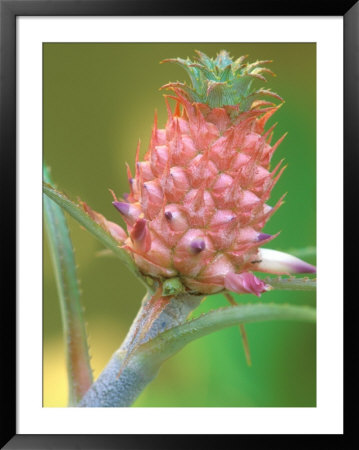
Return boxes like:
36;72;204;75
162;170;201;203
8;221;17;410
173;230;214;277
163;166;190;202
176;116;190;134
186;153;218;188
136;161;154;182
183;277;224;294
208;210;238;249
163;204;188;233
130;218;151;253
210;135;236;171
183;188;216;227
239;190;261;210
133;253;177;278
206;108;232;133
113;201;141;226
150;145;169;177
198;254;235;285
144;234;173;269
168;118;185;165
141;180;163;219
188;104;219;150
106;221;128;243
211;173;233;207
230;152;251;171
242;132;273;166
148;210;184;248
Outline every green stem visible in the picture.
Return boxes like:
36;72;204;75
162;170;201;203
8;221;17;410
43;166;93;405
79;293;203;407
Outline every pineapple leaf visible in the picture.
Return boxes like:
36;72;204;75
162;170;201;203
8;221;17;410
136;303;316;368
246;60;273;70
232;55;248;72
240;89;283;111
231;75;254;98
43;165;93;405
79;299;315;407
206;81;230;108
43;182;153;292
195;50;216;70
162;58;202;93
219;65;233;82
189;63;218;82
252;67;276;78
162;51;281;109
263;276;316;291
247;72;268;82
215;50;234;69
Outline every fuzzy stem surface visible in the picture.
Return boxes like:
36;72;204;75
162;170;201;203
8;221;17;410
79;292;203;407
79;294;315;407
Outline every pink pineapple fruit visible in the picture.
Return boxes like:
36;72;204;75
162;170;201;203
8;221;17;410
85;50;315;298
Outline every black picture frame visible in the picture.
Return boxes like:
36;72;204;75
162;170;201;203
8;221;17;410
1;1;355;448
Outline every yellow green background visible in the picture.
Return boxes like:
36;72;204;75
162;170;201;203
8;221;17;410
43;43;316;407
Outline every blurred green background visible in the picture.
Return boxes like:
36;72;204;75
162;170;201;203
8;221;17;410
43;43;316;407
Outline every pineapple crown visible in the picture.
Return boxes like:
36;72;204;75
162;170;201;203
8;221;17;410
161;50;283;110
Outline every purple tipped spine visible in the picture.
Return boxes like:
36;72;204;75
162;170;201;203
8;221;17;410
292;261;316;274
113;201;130;216
257;233;272;241
190;239;206;254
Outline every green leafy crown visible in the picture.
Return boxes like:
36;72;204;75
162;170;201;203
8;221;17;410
161;50;283;110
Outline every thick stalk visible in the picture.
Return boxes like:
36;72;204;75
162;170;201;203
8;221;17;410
79;293;203;407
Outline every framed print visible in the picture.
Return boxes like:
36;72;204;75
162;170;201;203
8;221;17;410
1;1;355;448
42;41;317;410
